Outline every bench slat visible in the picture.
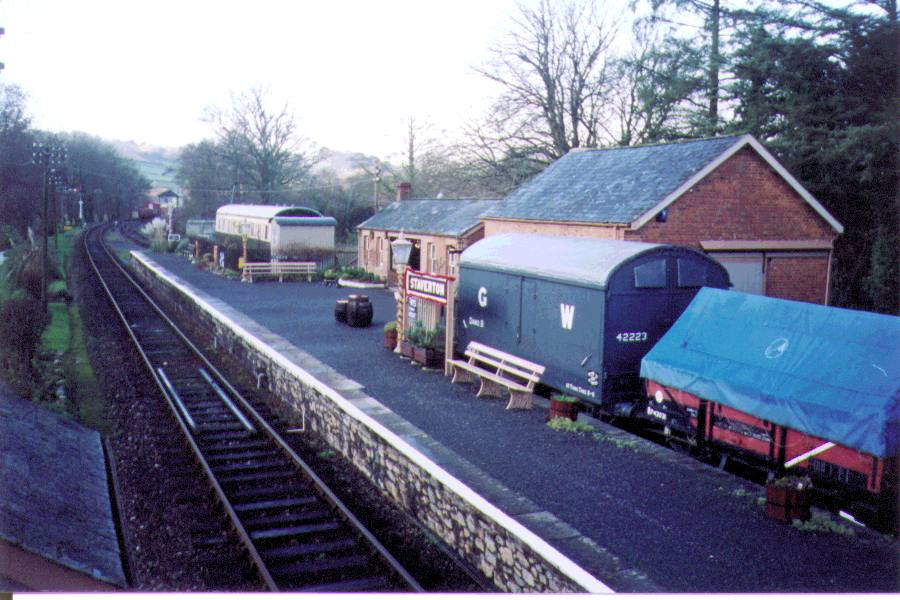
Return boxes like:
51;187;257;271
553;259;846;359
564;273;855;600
465;341;545;374
463;351;543;384
449;360;530;392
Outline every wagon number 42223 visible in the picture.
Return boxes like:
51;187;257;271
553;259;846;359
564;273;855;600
616;331;648;343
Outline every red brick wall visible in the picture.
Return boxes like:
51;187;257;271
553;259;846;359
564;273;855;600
765;255;830;304
626;147;835;244
624;147;836;303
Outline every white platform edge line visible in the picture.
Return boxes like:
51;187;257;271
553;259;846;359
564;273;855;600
131;252;614;594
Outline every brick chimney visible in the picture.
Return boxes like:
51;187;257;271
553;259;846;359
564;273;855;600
397;181;412;201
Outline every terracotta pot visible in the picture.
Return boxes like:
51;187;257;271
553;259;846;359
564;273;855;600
384;329;398;350
549;398;579;421
765;483;811;523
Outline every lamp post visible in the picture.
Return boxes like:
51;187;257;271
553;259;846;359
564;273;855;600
390;231;413;353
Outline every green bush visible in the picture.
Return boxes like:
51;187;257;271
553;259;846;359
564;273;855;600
338;266;383;283
48;280;71;301
0;296;49;377
384;321;397;333
406;322;427;347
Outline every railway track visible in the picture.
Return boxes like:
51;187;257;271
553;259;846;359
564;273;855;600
84;223;422;592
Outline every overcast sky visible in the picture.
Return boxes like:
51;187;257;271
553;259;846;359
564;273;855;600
1;0;636;159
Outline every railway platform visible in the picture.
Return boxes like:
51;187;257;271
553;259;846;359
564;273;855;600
117;242;899;593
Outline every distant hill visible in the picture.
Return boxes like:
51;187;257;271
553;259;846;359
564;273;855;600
109;140;180;194
310;148;386;179
108;140;389;197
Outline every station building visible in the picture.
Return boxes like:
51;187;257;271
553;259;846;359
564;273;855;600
356;190;498;286
480;134;843;305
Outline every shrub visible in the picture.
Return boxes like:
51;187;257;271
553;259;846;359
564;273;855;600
15;249;61;300
406;322;427;347
0;295;49;371
384;321;397;333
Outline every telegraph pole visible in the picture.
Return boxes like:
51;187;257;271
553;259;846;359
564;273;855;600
32;140;66;313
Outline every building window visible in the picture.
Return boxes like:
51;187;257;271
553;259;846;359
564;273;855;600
448;249;459;277
428;242;438;273
363;236;370;266
377;237;384;267
708;252;765;295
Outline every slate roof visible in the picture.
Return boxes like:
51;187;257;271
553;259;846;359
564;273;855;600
357;199;499;237
483;136;745;225
0;385;126;588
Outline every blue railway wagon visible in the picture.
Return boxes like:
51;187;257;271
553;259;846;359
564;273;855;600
456;233;730;414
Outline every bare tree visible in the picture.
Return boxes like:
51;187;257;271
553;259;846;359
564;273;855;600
470;0;618;167
206;87;311;203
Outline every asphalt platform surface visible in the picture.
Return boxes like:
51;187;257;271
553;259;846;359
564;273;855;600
129;246;899;593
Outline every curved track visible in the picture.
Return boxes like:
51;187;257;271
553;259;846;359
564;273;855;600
85;223;422;592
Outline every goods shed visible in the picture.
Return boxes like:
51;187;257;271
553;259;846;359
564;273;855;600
640;288;899;509
456;233;730;413
215;204;336;266
481;134;843;305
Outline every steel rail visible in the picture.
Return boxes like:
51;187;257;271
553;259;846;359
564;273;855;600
83;223;422;592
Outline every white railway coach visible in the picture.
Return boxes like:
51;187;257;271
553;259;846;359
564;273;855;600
215;204;337;259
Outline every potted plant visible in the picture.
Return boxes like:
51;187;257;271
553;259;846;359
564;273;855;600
549;393;580;421
412;326;446;368
383;321;398;350
400;323;421;359
765;474;812;523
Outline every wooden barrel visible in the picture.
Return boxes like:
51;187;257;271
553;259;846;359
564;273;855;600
347;295;373;328
334;299;349;323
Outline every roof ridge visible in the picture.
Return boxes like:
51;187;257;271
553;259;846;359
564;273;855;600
567;133;746;155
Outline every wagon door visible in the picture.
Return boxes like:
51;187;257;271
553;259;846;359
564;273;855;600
520;279;604;403
603;255;672;409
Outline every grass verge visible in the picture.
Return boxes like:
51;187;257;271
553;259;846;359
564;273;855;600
35;299;106;432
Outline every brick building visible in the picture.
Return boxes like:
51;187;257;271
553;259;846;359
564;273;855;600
481;135;843;304
357;193;497;285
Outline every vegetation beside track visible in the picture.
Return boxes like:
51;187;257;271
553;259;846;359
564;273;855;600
0;226;106;431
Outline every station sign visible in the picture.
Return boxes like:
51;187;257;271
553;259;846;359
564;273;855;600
405;268;453;305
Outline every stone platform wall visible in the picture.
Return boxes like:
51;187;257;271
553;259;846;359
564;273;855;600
129;252;611;594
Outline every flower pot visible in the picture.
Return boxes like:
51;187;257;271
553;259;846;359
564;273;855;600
765;482;811;523
413;346;445;368
400;340;414;359
384;329;398;350
549;398;579;421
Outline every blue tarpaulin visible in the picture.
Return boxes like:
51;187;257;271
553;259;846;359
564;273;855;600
640;288;900;458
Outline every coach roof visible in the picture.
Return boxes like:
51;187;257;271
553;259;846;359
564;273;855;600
460;233;669;289
216;204;325;221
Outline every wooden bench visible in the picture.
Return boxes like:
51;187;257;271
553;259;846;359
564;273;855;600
448;341;546;410
241;261;316;283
